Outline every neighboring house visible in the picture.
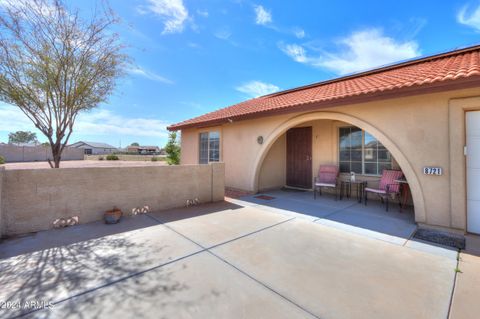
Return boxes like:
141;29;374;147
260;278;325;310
168;45;480;235
127;145;161;155
70;141;118;155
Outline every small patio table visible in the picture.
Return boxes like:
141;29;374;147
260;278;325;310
340;179;367;203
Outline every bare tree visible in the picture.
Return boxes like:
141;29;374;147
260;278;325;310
0;0;128;167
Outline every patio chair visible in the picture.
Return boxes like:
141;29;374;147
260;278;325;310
313;165;339;200
364;169;404;211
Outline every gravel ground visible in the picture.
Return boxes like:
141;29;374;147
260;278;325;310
3;160;167;170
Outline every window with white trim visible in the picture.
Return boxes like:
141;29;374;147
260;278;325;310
339;127;392;175
199;131;220;164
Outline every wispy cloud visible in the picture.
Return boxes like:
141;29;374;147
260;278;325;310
138;0;189;34
457;4;480;31
279;43;308;63
293;28;306;39
214;27;232;40
254;5;272;25
0;103;170;140
280;28;420;75
196;9;208;17
236;81;279;98
129;66;174;84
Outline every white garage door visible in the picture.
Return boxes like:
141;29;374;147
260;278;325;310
467;111;480;234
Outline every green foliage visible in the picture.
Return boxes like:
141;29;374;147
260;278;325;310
8;131;38;145
41;142;50;147
151;156;159;162
165;132;181;165
0;155;5;164
130;142;140;146
106;154;119;160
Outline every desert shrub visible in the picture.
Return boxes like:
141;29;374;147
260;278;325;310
98;156;104;161
151;157;159;162
106;154;119;160
0;155;5;164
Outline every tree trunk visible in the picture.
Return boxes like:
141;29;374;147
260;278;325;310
49;142;62;168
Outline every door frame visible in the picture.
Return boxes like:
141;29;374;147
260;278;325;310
286;126;313;189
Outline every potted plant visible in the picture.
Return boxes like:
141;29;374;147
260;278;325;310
104;206;122;224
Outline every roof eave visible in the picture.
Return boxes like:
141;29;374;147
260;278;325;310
168;74;480;131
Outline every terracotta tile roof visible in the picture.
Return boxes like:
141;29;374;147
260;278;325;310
168;45;480;130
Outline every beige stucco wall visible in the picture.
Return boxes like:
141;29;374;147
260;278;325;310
258;134;286;190
2;163;224;236
179;87;480;232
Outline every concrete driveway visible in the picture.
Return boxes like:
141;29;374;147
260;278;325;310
0;195;477;319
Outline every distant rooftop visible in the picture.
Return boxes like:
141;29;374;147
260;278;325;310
71;141;117;149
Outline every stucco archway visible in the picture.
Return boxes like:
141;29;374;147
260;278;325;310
251;111;426;223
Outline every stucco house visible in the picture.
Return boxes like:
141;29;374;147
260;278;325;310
69;141;118;155
168;45;480;235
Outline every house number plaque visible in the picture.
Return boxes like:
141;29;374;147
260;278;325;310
423;167;442;176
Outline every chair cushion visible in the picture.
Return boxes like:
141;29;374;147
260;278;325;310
315;182;336;188
365;187;387;194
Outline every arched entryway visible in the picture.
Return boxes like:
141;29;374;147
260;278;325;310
251;111;425;223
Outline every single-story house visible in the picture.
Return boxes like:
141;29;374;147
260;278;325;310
69;141;118;155
168;45;480;235
126;145;161;154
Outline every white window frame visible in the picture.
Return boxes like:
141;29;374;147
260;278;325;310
338;126;392;176
199;131;220;164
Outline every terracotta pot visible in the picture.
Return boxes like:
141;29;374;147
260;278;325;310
104;207;122;224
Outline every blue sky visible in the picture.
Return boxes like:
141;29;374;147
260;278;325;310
1;0;480;148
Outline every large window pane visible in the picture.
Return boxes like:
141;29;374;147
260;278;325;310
364;162;377;175
338;127;393;176
351;149;362;161
351;128;362;148
209;132;220;162
199;133;209;164
351;162;362;174
339;161;350;173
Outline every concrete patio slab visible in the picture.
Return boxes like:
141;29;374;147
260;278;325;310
0;217;201;318
30;252;315;319
149;201;292;248
405;238;459;260
315;209;417;245
212;218;456;319
449;253;480;319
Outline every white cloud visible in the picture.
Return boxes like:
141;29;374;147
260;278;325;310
236;81;279;98
196;9;208;17
279;43;308;63
0;102;170;140
139;0;189;34
75;109;169;139
129;66;174;84
457;4;480;31
214;27;232;40
293;28;306;39
254;5;272;25
280;28;420;75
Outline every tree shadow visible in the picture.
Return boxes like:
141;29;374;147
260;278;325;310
149;201;244;224
0;217;203;318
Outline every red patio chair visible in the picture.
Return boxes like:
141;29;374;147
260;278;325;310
313;165;339;200
364;169;404;211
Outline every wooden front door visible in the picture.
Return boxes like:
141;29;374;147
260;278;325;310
286;127;312;189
